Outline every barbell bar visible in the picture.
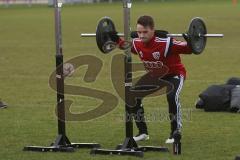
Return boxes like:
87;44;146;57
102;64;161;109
81;33;224;38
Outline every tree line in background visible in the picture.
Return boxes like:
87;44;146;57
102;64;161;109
0;0;234;8
0;0;167;7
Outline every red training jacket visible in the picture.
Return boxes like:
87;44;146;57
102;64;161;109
131;36;192;78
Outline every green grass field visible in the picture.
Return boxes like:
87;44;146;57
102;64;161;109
0;1;240;160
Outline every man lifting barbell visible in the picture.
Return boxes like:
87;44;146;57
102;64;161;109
81;15;223;146
109;15;192;143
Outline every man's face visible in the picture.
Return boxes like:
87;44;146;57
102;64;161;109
136;24;155;43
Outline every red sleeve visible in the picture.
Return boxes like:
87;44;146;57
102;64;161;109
131;39;138;55
170;38;192;54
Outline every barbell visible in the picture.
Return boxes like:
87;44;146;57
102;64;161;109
81;33;223;38
81;17;224;54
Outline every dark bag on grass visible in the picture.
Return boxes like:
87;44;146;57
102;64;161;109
226;77;240;85
198;84;235;111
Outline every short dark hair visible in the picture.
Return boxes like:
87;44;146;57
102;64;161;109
137;15;155;29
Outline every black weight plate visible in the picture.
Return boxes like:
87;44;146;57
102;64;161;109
96;17;116;53
188;17;207;54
